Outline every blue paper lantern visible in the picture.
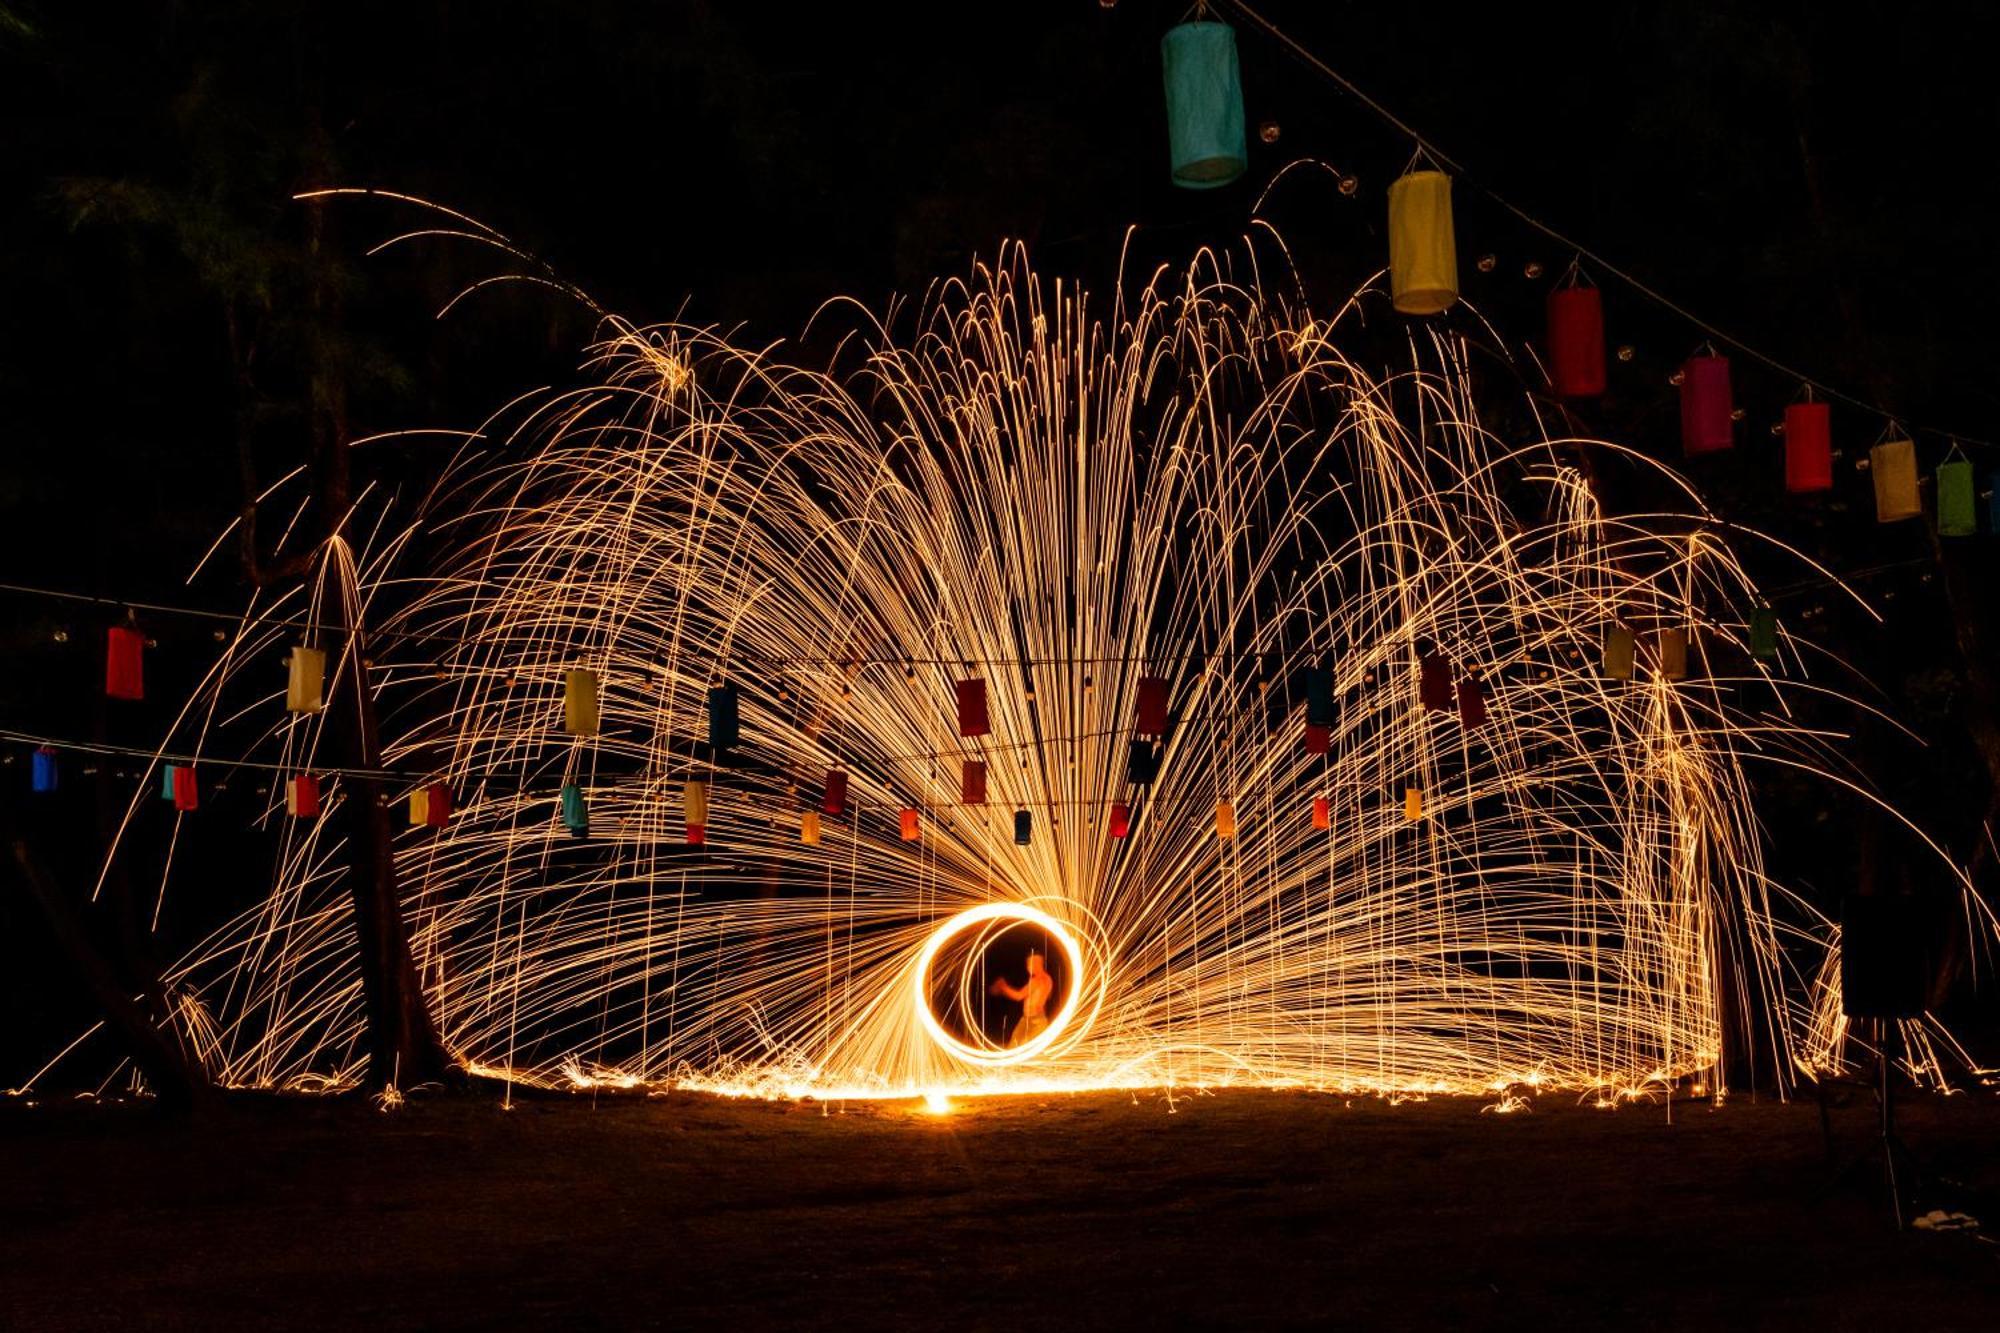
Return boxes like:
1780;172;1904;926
707;683;740;751
1014;809;1033;846
31;747;57;793
1161;21;1247;189
1305;666;1335;728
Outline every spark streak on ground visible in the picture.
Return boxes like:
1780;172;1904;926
92;236;1995;1105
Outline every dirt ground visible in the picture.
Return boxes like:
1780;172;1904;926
1;1084;1996;1331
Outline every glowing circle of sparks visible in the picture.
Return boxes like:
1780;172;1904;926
912;902;1091;1067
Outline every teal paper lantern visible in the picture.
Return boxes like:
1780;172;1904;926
560;783;589;838
1161;21;1247;189
1937;458;1976;536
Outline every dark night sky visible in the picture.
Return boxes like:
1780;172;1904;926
2;2;1998;1074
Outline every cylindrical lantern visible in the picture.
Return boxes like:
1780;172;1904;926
408;786;429;826
1127;739;1159;786
564;668;600;736
31;746;58;793
800;810;821;846
684;780;708;844
1215;799;1235;839
161;765;178;801
1870;438;1921;522
1938;458;1977;536
822;770;849;818
1013;808;1032;846
961;759;987;805
706;683;740;751
1783;401;1833;494
172;765;198;812
1603;625;1636;681
106;625;145;701
1457;674;1487;728
1304;723;1331;755
955;678;990;738
1109;801;1131;839
1546;285;1606;398
560;783;588;836
424;782;452;828
1419;653;1453;713
1305;666;1335;728
1136;676;1170;736
286;774;320;818
1311;796;1330;831
1403;787;1423;822
899;807;920;842
1160;21;1246;190
1748;606;1779;662
1679;355;1733;456
1660;628;1690;682
1387;170;1458;315
287;646;326;714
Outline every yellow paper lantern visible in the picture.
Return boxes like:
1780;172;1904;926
1403;787;1423;821
800;810;821;846
286;646;326;714
1603;625;1635;681
1388;170;1458;315
1660;628;1689;682
408;787;429;827
564;668;600;736
1870;438;1921;523
1215;799;1235;839
684;780;708;828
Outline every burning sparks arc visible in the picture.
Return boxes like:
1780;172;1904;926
76;232;1995;1106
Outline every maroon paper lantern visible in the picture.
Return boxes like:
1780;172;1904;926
1419;654;1453;713
822;769;849;818
1784;401;1833;493
172;764;198;812
960;759;987;805
1303;723;1331;755
106;625;145;701
1546;286;1606;398
954;678;989;737
424;782;453;828
1457;674;1487;728
1135;676;1169;736
1679;355;1734;456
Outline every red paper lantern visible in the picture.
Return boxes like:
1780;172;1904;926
822;769;849;817
424;782;453;828
172;764;198;812
1679;354;1733;455
105;625;145;701
1311;796;1331;830
1304;723;1331;755
1784;401;1833;493
1546;285;1606;398
1135;676;1169;736
1109;801;1131;839
899;807;920;841
1419;654;1453;713
960;759;987;805
286;774;320;818
1457;674;1487;728
954;679;989;737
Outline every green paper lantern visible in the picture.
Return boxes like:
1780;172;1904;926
1748;606;1778;662
1161;22;1246;189
1937;458;1976;536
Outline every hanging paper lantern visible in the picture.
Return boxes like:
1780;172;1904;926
1109;801;1131;839
560;783;588;837
961;759;987;805
1679;355;1734;456
424;782;452;828
684;780;708;845
31;746;57;793
1603;625;1636;681
1135;676;1170;736
1303;723;1331;755
564;668;600;736
409;786;429;826
1160;21;1246;190
1388;170;1458;315
172;765;198;812
1546;284;1606;398
899;807;920;842
1215;799;1235;839
1660;629;1690;682
707;683;740;751
286;646;326;714
822;770;849;818
1126;739;1159;785
1749;606;1779;662
1457;674;1487;728
1419;653;1453;712
955;678;990;738
1403;787;1423;821
800;810;821;846
1868;438;1921;523
161;765;179;801
105;625;145;701
1938;457;1977;536
1311;796;1330;831
286;774;320;818
1304;666;1335;728
1013;809;1032;846
1783;402;1833;494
